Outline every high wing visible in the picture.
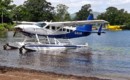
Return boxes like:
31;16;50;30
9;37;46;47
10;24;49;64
46;20;108;27
15;21;37;25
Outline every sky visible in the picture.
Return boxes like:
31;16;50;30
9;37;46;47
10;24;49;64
13;0;130;14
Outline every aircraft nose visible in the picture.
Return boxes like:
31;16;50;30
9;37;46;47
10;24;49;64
14;27;23;32
13;26;23;37
14;25;24;32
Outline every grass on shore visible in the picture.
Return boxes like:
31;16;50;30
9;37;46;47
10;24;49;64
0;23;16;31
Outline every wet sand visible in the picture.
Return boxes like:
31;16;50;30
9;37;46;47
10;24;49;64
0;66;109;80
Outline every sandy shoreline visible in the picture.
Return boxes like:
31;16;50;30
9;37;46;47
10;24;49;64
0;66;110;80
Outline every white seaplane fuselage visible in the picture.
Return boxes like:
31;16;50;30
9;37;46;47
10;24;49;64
15;22;75;38
14;19;107;39
14;22;86;39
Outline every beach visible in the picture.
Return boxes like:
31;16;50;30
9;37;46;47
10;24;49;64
0;66;108;80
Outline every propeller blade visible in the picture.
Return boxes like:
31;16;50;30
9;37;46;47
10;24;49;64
13;31;17;37
13;28;23;37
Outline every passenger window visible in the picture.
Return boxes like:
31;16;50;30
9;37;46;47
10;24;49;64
57;27;60;30
46;26;50;29
63;28;66;31
70;30;73;32
67;29;70;32
59;28;62;31
52;26;55;30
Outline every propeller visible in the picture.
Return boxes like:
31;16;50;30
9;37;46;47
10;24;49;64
13;30;17;37
13;28;23;37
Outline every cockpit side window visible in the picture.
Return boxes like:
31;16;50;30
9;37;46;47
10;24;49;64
36;23;46;27
46;26;50;29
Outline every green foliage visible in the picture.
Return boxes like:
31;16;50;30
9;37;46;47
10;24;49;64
0;30;7;38
123;23;130;29
75;4;92;20
10;5;29;21
54;4;71;21
10;0;55;21
22;0;54;21
97;7;129;25
97;6;130;29
5;23;15;30
64;13;71;21
0;23;15;31
0;23;10;30
123;20;130;29
0;24;6;30
0;0;14;23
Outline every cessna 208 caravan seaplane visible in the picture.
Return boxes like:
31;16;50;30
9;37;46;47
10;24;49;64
4;14;108;53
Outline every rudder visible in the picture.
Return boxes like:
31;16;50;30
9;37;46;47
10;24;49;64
76;14;94;32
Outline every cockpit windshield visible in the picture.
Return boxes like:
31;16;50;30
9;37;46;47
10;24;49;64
35;22;46;27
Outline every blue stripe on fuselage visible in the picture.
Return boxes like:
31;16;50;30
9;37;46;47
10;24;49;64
21;31;91;38
47;31;91;38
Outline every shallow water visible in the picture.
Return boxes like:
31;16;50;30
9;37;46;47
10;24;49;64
0;31;130;80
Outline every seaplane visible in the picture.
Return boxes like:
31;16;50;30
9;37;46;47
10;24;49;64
3;14;108;53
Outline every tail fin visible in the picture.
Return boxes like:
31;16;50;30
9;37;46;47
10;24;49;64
87;13;94;20
76;14;93;32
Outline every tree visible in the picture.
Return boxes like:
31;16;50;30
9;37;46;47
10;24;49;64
22;0;54;21
54;4;71;21
0;0;14;23
97;7;128;25
122;13;130;29
75;4;92;20
10;5;29;21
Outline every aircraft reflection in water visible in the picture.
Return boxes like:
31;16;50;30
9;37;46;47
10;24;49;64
17;48;94;74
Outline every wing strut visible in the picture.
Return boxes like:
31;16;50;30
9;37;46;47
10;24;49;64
36;34;40;44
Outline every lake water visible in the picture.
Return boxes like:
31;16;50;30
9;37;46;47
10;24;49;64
0;31;130;80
